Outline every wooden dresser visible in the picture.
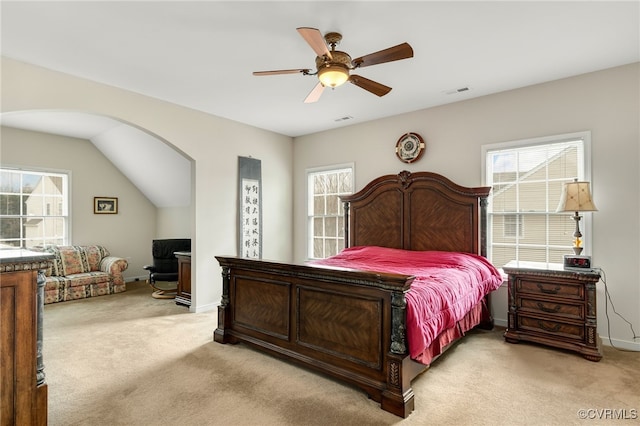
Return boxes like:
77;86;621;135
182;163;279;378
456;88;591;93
1;250;53;425
503;260;602;361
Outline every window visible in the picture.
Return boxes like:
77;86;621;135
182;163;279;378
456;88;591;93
307;165;353;259
0;167;69;249
483;132;591;268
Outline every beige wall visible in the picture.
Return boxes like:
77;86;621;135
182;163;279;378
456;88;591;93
157;206;191;239
0;126;156;280
293;63;640;350
1;57;294;313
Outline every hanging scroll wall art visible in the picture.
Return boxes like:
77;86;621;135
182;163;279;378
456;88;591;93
238;156;262;259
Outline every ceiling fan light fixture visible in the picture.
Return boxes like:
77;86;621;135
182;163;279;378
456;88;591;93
254;28;413;103
318;63;349;88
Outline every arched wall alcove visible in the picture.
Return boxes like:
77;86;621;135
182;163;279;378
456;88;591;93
1;57;294;314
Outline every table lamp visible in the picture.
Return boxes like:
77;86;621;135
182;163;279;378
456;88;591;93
556;179;597;256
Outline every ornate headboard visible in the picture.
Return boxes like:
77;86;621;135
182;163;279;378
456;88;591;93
341;171;491;256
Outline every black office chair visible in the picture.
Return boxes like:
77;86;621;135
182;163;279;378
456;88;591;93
143;238;191;299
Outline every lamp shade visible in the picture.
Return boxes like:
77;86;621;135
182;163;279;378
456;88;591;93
318;63;349;88
556;180;598;212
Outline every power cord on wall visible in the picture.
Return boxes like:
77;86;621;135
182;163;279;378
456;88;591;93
594;267;640;352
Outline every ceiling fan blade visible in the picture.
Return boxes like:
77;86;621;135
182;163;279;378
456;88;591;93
304;82;325;103
297;27;332;60
253;69;310;76
351;42;413;68
349;75;392;97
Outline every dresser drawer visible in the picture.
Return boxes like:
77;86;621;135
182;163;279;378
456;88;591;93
517;296;584;320
516;278;583;300
518;315;584;341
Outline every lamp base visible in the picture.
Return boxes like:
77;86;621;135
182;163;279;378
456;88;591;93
572;246;584;255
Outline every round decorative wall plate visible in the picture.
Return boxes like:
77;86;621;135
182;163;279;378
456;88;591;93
395;132;425;163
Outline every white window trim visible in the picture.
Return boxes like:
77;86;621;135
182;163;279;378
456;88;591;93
1;164;73;246
305;162;355;260
481;131;594;260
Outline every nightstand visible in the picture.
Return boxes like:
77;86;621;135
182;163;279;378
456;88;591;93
174;251;191;307
503;260;602;362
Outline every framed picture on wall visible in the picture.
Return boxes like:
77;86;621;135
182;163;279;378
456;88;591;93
94;197;118;214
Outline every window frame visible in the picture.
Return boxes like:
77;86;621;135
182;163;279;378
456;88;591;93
306;163;354;260
481;131;593;266
0;165;72;249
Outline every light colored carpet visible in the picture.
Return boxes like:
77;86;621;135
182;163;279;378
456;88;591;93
43;282;639;425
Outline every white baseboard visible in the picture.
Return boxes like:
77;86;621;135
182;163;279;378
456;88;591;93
494;318;508;328
192;302;218;313
599;335;640;351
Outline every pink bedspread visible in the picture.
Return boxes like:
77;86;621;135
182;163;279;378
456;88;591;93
310;246;502;363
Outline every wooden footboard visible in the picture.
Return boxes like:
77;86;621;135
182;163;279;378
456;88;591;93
214;256;426;418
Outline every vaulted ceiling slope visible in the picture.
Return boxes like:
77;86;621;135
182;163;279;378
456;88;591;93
1;2;638;209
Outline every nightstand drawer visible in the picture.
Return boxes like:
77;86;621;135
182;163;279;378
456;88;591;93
517;296;584;320
518;315;584;341
517;278;583;300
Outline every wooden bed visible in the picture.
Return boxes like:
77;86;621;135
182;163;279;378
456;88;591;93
214;170;493;418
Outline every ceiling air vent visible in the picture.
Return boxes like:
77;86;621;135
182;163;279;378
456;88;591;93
334;116;353;122
445;87;471;95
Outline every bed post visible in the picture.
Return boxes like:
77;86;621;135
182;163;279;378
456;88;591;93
478;195;495;330
343;201;350;248
389;291;408;354
213;264;232;343
381;289;416;418
480;196;488;258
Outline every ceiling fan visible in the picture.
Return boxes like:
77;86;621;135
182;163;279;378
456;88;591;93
253;27;414;103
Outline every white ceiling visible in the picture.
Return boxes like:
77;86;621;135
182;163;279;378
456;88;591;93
1;1;638;207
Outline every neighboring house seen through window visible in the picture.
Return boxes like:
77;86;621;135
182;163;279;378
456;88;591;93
0;167;69;249
307;165;353;259
483;132;591;268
